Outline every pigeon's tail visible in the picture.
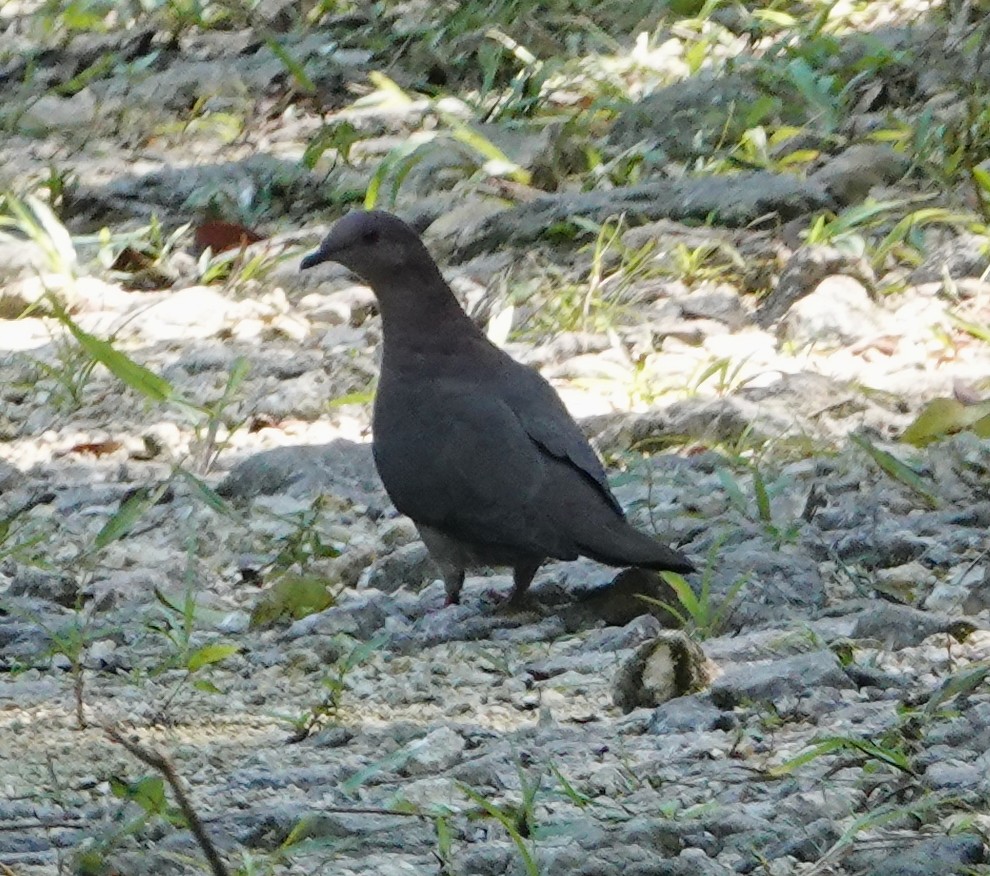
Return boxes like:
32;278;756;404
576;519;696;574
543;458;696;574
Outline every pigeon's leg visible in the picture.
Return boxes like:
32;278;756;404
443;569;466;606
509;560;542;604
416;526;466;606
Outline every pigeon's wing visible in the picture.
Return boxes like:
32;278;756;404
372;377;574;557
497;359;624;516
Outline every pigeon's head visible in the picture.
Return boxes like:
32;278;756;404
300;210;433;287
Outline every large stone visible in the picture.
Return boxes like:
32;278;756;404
401;726;466;776
850;834;985;876
852;602;957;650
909;232;990;284
780;275;881;346
647;693;726;735
363;542;435;594
217;441;386;508
710;650;853;709
7;568;79;608
18;88;99;135
0;458;23;493
285;590;399;640
809;143;911;206
756;245;874;329
451;173;829;261
609;73;767;158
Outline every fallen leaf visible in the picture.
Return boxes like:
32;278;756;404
851;432;938;508
250;574;336;628
248;414;281;432
111;247;155;272
849;335;898;356
68;440;123;456
194;220;264;255
901;397;990;447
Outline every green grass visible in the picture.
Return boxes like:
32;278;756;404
637;537;746;638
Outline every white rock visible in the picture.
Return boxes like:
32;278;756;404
217;611;250;633
782;275;880;346
925;564;984;613
128;286;261;341
84;639;118;668
389;776;461;810
0;316;51;351
403;727;465;776
19;88;98;134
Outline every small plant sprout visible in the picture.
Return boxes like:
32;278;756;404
638;537;746;638
279;633;388;743
690;355;754;398
0;192;78;275
715;457;802;546
145;538;240;722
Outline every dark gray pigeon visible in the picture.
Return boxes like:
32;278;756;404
301;210;694;604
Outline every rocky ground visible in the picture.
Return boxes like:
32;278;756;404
2;1;990;874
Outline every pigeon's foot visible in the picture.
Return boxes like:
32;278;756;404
492;587;533;614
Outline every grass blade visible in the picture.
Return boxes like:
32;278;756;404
187;643;239;672
94;482;170;550
52;306;174;403
266;38;315;94
446;117;532;185
175;469;236;517
850;433;938;508
459;783;540;876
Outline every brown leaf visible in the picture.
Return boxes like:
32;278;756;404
68;440;123;457
248;414;280;433
479;178;543;203
193;220;264;255
111;246;155;272
849;335;899;356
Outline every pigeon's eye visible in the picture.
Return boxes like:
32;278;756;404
362;228;379;245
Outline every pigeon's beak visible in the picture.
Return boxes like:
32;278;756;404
300;241;336;270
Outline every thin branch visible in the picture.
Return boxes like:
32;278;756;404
0;820;86;832
301;805;424;818
104;725;229;876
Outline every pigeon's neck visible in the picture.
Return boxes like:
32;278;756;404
376;272;483;351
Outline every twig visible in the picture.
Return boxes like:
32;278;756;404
73;658;87;729
955;543;990;585
105;725;229;876
308;805;423;818
0;820;86;832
